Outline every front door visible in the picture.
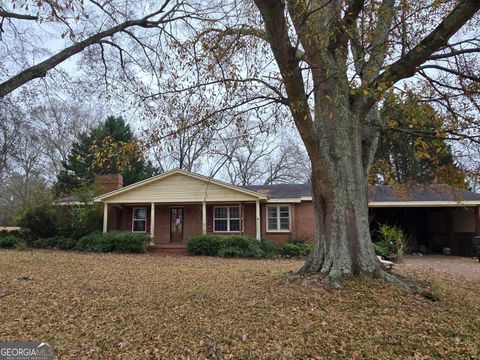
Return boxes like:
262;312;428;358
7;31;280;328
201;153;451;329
170;208;184;243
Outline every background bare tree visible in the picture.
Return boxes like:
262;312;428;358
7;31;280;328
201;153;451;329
31;98;105;179
0;93;104;224
0;97;22;181
0;118;47;225
219;131;311;186
145;97;217;172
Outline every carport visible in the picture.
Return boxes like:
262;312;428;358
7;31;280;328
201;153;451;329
368;185;480;256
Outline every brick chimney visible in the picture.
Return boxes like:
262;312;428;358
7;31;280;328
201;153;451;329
94;174;123;195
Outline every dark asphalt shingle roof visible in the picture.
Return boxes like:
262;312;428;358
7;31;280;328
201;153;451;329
368;184;480;202
245;184;312;199
244;183;480;202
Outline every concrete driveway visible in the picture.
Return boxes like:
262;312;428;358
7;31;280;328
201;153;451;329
402;255;480;281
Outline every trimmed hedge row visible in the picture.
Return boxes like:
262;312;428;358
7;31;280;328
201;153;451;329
0;231;149;253
78;232;149;253
0;235;21;249
34;236;77;250
1;230;312;258
187;235;276;258
187;235;311;258
280;242;313;257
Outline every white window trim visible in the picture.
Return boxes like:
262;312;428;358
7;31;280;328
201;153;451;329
266;204;291;233
132;207;147;233
213;206;242;233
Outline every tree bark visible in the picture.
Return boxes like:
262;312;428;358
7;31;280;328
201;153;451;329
300;107;382;282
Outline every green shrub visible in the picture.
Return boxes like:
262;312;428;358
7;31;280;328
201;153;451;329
218;246;245;258
259;239;278;257
34;236;78;250
373;224;409;261
78;231;148;253
56;237;77;250
78;232;115;252
0;230;21;238
372;242;390;258
55;202;103;240
33;237;59;249
187;235;226;256
218;241;265;258
244;242;267;258
280;242;312;257
287;236;307;244
222;235;257;249
15;240;28;251
187;235;278;258
0;235;21;248
15;200;58;240
72;205;102;238
103;232;149;253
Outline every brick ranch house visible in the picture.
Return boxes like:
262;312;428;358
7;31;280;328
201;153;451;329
92;169;480;256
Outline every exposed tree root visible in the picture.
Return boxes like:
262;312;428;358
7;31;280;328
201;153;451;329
296;263;436;301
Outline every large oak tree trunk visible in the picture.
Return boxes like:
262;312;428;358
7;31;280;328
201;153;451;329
301;108;383;281
302;162;381;279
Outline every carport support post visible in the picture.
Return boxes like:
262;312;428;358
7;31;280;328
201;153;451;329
202;201;207;235
475;206;480;235
103;203;108;233
150;202;155;242
256;200;261;240
446;208;454;249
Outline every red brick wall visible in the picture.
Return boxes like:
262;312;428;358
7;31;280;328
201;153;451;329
117;204;203;245
114;201;316;246
154;205;169;244
293;201;316;243
260;201;315;245
94;174;123;195
183;204;203;242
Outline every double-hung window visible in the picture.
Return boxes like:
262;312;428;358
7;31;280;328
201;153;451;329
267;205;290;232
132;207;147;233
214;206;241;232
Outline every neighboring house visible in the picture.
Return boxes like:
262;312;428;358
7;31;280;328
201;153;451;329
93;169;480;256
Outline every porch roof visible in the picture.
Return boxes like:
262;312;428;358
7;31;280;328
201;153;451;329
94;169;267;203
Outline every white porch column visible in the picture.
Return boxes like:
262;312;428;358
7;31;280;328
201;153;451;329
103;203;108;233
202;201;207;235
255;200;261;240
150;202;155;241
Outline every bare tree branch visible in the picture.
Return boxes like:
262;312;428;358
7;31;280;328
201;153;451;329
0;10;38;21
369;0;480;95
0;0;175;97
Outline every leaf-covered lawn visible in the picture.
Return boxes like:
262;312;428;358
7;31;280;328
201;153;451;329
0;250;479;359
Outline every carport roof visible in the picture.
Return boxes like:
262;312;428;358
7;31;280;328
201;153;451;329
244;183;480;206
369;184;480;203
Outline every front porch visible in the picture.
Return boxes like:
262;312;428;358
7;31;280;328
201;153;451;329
102;201;262;249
